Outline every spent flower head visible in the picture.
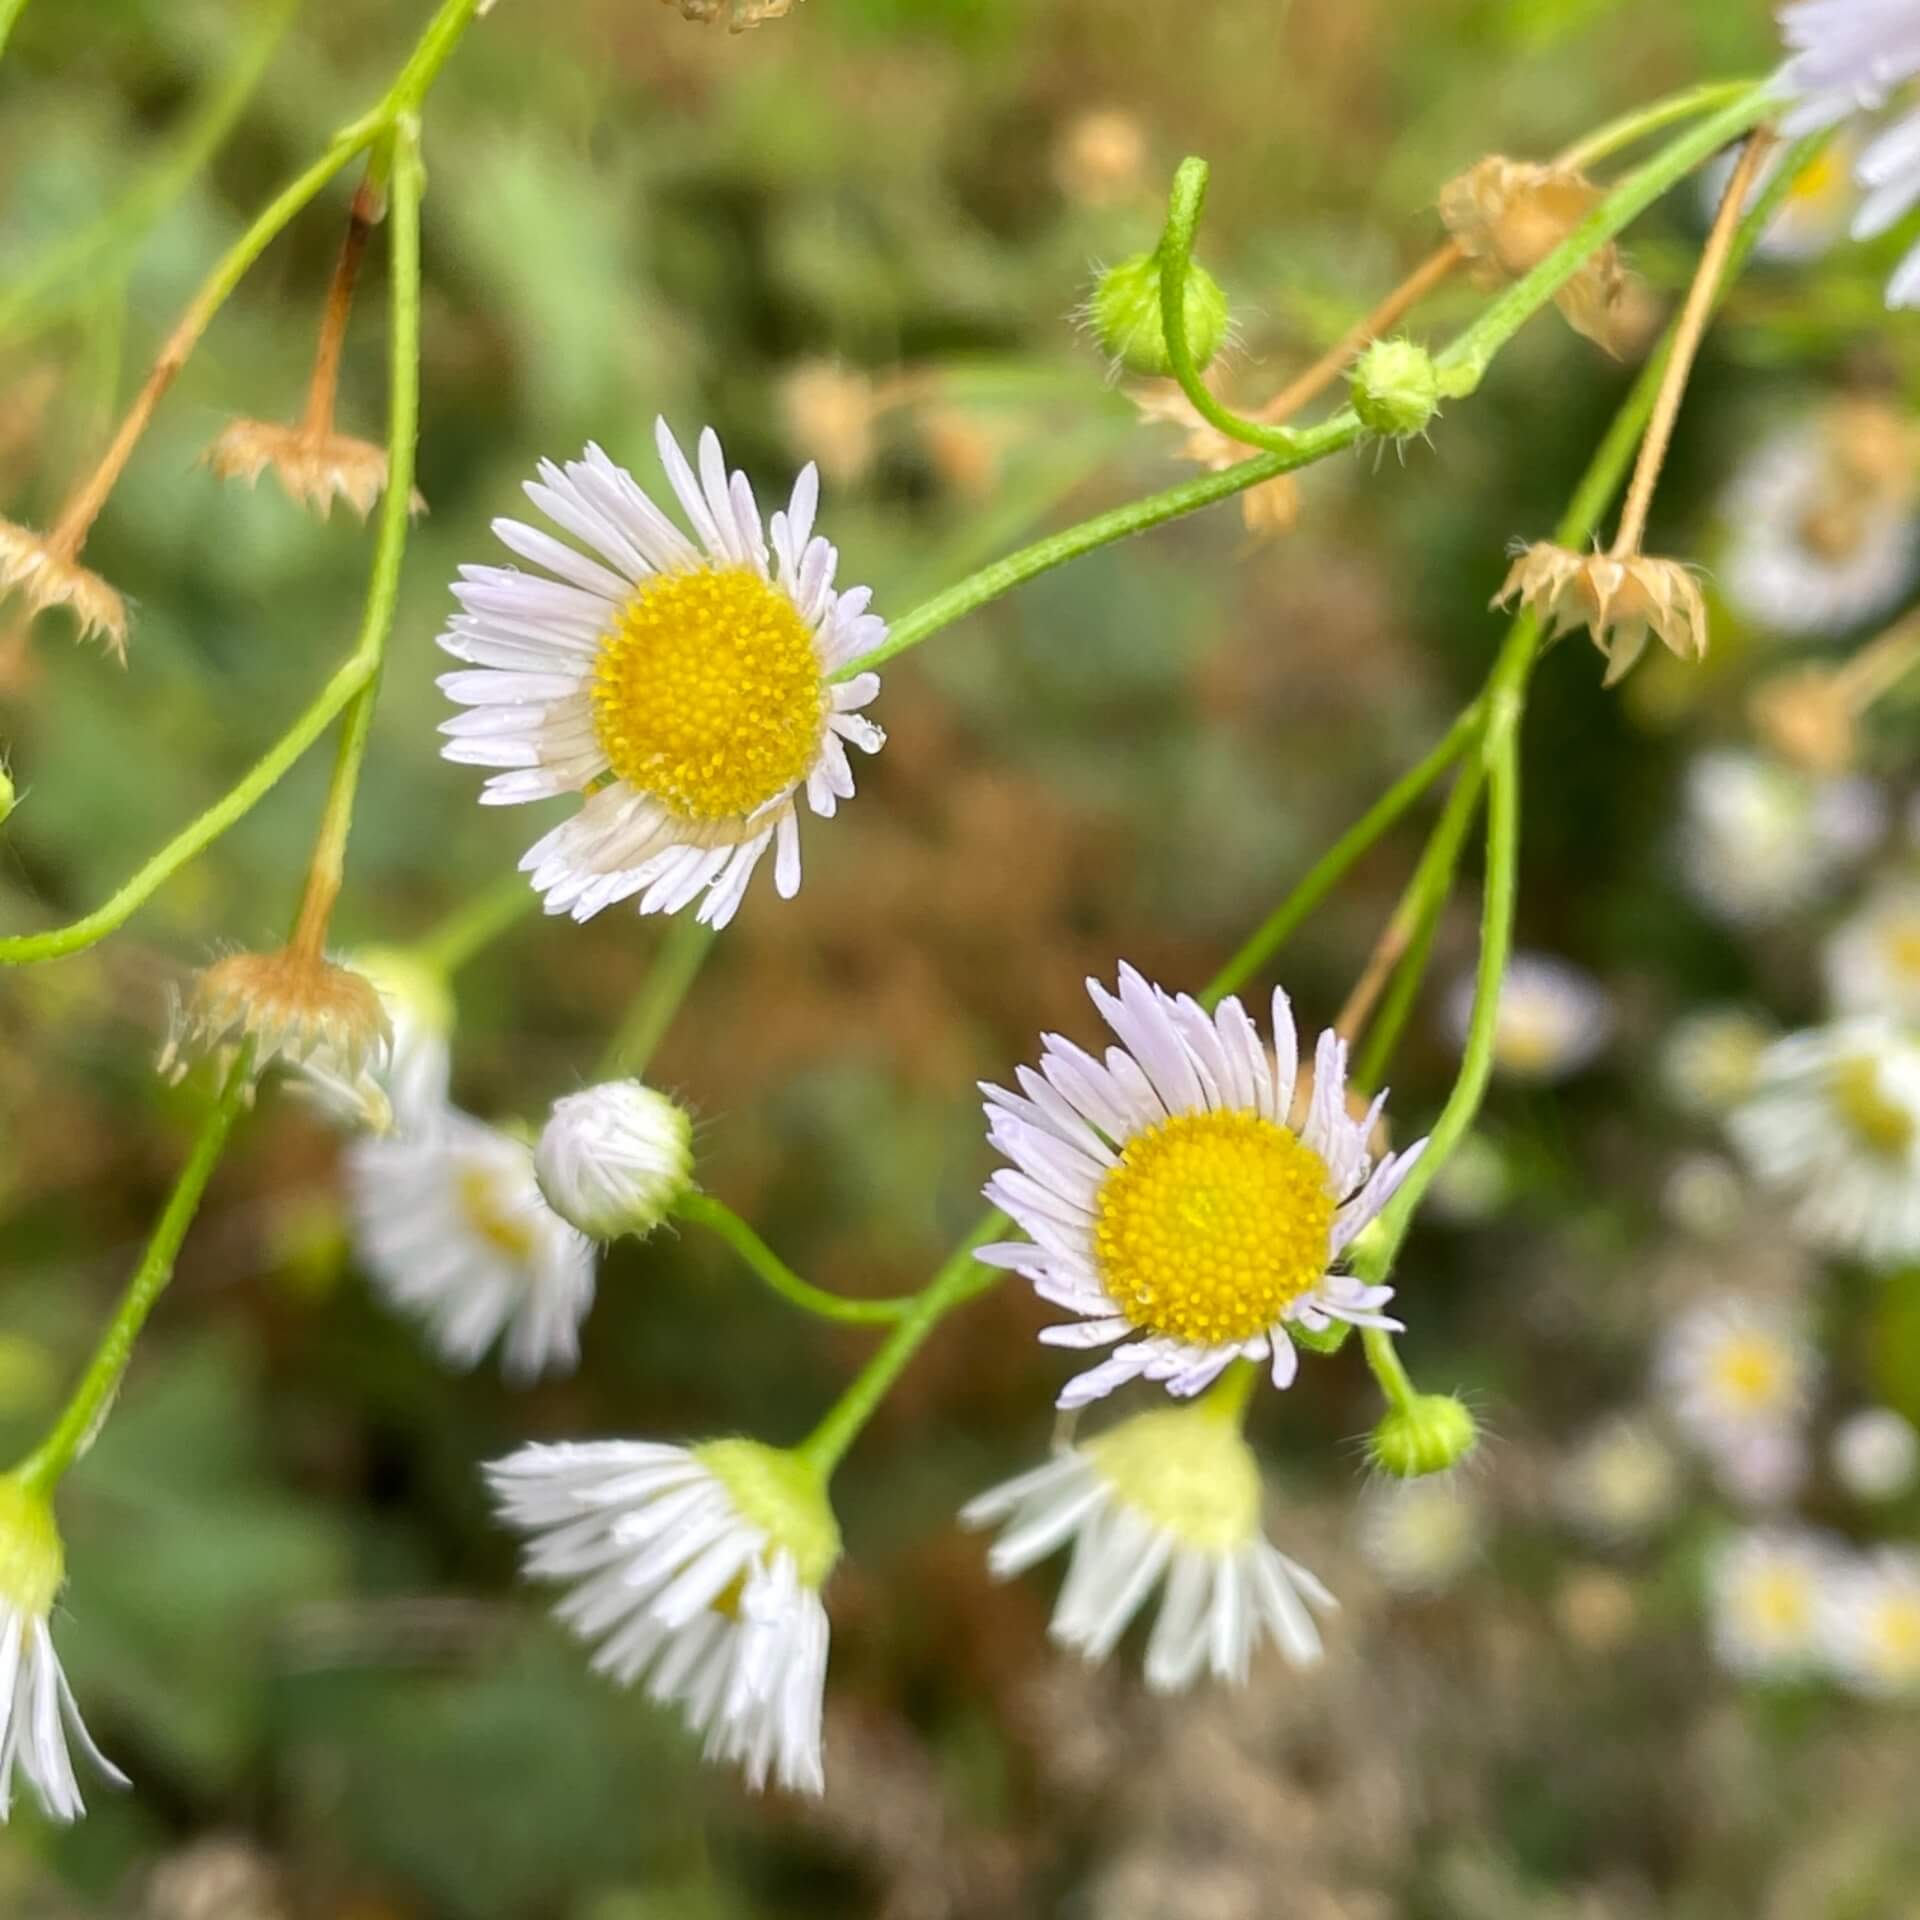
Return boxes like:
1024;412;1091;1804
0;518;127;660
205;418;423;523
1494;541;1706;688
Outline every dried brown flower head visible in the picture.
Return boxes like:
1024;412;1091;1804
1750;666;1858;775
204;419;423;522
0;517;128;659
660;0;797;27
1133;383;1301;539
1054;107;1150;208
1439;156;1634;355
1494;540;1707;687
158;947;391;1095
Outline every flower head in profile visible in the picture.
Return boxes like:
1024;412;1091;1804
488;1437;837;1793
205;418;423;523
1445;950;1613;1085
1824;1547;1920;1697
978;966;1423;1409
1707;1525;1843;1680
0;518;127;659
0;1474;127;1822
346;1108;595;1381
158;947;391;1100
1729;1020;1920;1268
438;423;886;931
288;946;454;1135
1824;884;1920;1025
1494;541;1707;687
533;1080;694;1241
1439;155;1633;353
1776;0;1920;307
962;1394;1334;1689
1657;1292;1815;1506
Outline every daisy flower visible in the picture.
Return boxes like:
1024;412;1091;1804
1729;1019;1920;1267
1776;0;1920;308
1555;1415;1681;1547
961;1397;1335;1690
1824;883;1920;1024
1354;1475;1486;1596
978;966;1424;1410
438;422;887;931
0;1476;126;1822
1658;1007;1777;1119
487;1438;837;1794
1824;1547;1920;1696
1830;1407;1920;1503
1707;1525;1844;1681
1444;950;1613;1085
1657;1293;1816;1505
346;1108;596;1381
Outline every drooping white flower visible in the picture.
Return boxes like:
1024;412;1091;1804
0;1477;126;1822
1354;1474;1486;1596
534;1081;694;1240
977;965;1424;1410
346;1108;596;1381
1555;1414;1681;1547
1831;1406;1920;1503
1444;950;1613;1085
437;423;887;932
1823;1546;1920;1696
1729;1019;1920;1268
1825;883;1920;1024
1677;749;1883;926
290;946;454;1135
1776;0;1920;308
487;1438;837;1794
1706;1525;1844;1680
961;1398;1335;1690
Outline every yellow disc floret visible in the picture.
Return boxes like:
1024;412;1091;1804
1709;1334;1792;1415
591;565;826;824
1831;1055;1917;1158
1092;1109;1336;1348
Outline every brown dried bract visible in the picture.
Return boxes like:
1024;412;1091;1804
0;518;127;660
205;419;424;522
659;0;796;26
1439;156;1634;356
1133;384;1301;540
1494;540;1707;687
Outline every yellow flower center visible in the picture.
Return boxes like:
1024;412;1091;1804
1710;1335;1790;1415
1831;1056;1917;1159
1742;1569;1814;1640
590;565;825;824
1869;1595;1920;1681
1882;919;1920;982
458;1166;535;1261
1092;1109;1336;1348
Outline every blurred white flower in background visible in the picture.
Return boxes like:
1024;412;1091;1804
1701;129;1861;262
1824;882;1920;1023
1659;1007;1778;1119
1658;1293;1816;1507
1555;1414;1681;1547
1355;1475;1487;1595
1823;1548;1920;1697
1831;1407;1920;1504
1445;950;1613;1085
1707;1526;1843;1680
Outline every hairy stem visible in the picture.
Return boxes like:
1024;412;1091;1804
675;1191;916;1326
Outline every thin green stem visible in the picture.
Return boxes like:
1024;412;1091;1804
600;915;716;1081
0;0;31;62
1555;78;1759;171
675;1191;915;1326
389;0;488;112
1360;1324;1418;1412
14;1061;251;1494
1199;1355;1261;1426
413;873;536;976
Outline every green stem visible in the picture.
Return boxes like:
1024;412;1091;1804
413;872;536;976
600;915;715;1080
389;0;487;112
0;0;302;342
1199;1354;1261;1425
14;1062;250;1493
675;1191;915;1326
1555;78;1760;171
1360;1324;1418;1412
0;0;30;61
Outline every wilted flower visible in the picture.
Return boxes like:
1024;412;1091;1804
289;945;453;1135
533;1080;694;1240
1556;1415;1680;1547
1730;1019;1920;1268
1659;1008;1777;1118
0;1475;125;1821
1824;883;1920;1024
0;517;127;659
1706;1526;1842;1680
978;965;1422;1409
158;947;391;1099
1438;155;1633;353
1445;949;1613;1084
204;417;420;522
1494;541;1707;687
1824;1548;1920;1696
1133;383;1301;538
437;424;887;931
659;0;798;25
1355;1475;1486;1595
962;1397;1336;1689
488;1438;837;1792
346;1108;596;1381
1830;1407;1920;1503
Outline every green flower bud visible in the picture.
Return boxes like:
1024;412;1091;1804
1350;337;1441;439
1369;1393;1479;1478
1088;250;1230;378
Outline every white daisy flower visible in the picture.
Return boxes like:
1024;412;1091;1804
1678;750;1883;926
1719;412;1919;637
1444;949;1613;1085
534;1080;694;1241
1555;1415;1681;1547
346;1108;596;1381
1658;1007;1777;1119
437;422;887;932
961;1398;1335;1690
1825;883;1920;1023
1729;1019;1920;1267
0;1477;126;1822
487;1438;837;1794
1702;127;1862;261
1354;1475;1486;1596
1659;1153;1749;1240
291;946;454;1135
1777;0;1920;307
1707;1525;1844;1680
1657;1293;1817;1505
977;965;1425;1410
1831;1406;1920;1502
1824;1547;1920;1696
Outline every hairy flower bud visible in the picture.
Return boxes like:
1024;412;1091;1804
1088;250;1230;377
1369;1393;1479;1478
534;1080;694;1240
1350;338;1441;439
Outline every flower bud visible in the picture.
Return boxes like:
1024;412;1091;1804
1350;338;1441;439
1087;250;1230;377
1368;1393;1479;1478
534;1080;694;1241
